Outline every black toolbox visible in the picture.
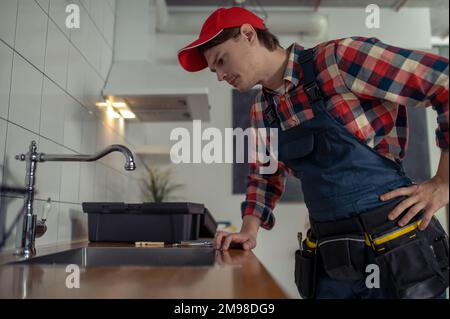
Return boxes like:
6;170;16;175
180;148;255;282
82;202;217;243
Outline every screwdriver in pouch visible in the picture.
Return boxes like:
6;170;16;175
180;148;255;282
298;232;303;250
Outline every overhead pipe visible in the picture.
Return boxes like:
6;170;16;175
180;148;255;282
154;0;328;39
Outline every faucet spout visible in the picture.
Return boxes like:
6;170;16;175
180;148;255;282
39;144;136;171
14;141;136;258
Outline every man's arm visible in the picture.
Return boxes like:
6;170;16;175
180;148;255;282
214;99;288;250
335;36;449;229
335;36;449;150
382;149;449;230
215;158;288;250
241;215;262;236
435;150;449;187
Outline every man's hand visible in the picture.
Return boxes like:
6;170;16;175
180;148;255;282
214;231;257;251
214;215;261;250
380;151;449;230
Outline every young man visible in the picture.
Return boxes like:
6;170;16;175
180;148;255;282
178;7;449;299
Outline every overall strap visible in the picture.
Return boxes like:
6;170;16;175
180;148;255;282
263;48;325;126
298;48;326;113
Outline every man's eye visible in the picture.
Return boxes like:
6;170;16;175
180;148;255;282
218;58;224;66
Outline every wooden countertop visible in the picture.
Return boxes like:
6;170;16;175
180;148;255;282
0;241;288;299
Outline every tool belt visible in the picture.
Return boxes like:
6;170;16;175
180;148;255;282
294;197;449;299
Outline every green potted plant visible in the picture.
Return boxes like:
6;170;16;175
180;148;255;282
141;165;184;203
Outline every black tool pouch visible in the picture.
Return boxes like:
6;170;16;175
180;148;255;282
424;217;449;284
372;217;449;299
294;241;317;299
318;235;367;281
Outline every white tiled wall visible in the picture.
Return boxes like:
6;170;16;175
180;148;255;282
0;0;141;253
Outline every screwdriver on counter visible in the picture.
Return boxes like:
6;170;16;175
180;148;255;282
172;241;214;247
135;241;214;247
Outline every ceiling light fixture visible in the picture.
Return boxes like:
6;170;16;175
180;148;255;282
97;99;136;120
119;109;137;119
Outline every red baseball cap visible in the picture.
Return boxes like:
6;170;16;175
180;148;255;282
178;7;266;72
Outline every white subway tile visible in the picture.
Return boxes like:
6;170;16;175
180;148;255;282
69;2;89;57
79;0;90;13
79;163;95;202
44;20;69;89
0;0;18;47
35;0;50;13
63;96;83;152
0;119;7;186
57;203;87;244
106;0;115;17
59;148;80;202
56;203;71;243
97;124;115;167
66;43;85;102
40;77;65;144
9;53;43;133
102;4;114;47
105;167;120;201
107;142;126;170
78;110;96;202
15;0;48;71
96;120;108;151
89;0;104;36
49;0;71;38
0;41;13;120
35;137;62;201
100;38;112;80
93;162;106;201
3;122;39;191
83;65;103;110
80;109;97;154
85;18;102;74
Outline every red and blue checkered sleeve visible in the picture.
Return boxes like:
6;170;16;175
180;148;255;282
240;99;289;230
241;162;288;230
336;36;449;150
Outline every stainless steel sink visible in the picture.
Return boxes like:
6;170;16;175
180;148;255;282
10;247;216;267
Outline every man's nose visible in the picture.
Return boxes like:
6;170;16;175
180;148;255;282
217;71;227;82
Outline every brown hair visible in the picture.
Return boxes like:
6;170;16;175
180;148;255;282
198;26;281;54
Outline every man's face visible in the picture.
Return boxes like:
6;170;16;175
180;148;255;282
203;31;258;92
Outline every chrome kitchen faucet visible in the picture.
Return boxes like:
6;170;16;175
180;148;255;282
14;141;136;258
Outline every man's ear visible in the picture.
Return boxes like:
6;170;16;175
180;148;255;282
240;24;257;43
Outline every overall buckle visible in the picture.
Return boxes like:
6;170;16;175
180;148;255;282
304;82;322;103
263;105;279;125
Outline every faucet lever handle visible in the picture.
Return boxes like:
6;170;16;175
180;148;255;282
41;198;52;223
35;198;51;239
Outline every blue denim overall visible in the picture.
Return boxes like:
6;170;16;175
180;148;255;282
262;49;415;298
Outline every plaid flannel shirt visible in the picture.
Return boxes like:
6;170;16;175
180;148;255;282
241;36;449;230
